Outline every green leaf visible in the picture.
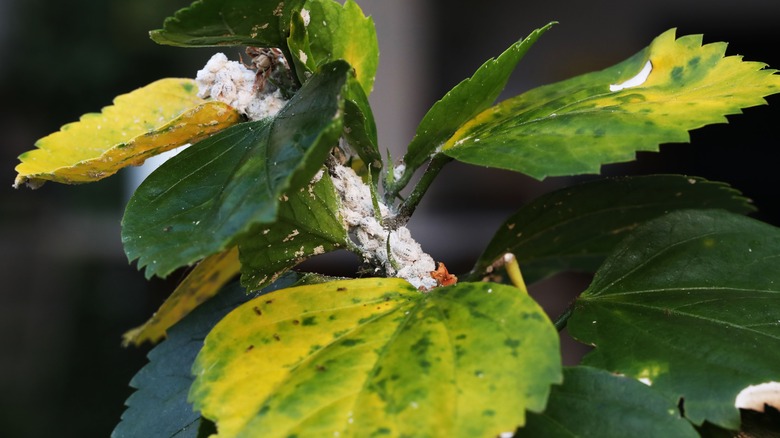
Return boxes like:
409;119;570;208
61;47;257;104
343;77;381;171
400;24;553;176
113;276;301;438
122;61;349;279
150;0;305;48
287;10;316;84
123;247;241;347
238;171;347;289
288;0;379;95
469;175;754;284
567;209;780;429
287;3;380;170
14;78;240;188
516;366;698;438
189;279;562;438
443;29;780;179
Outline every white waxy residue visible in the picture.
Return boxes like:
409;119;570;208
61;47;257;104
195;53;288;120
735;381;780;412
330;164;437;290
609;60;653;92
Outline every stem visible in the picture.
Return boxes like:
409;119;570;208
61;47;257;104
392;154;452;226
503;254;528;294
553;303;575;331
279;45;302;90
383;164;413;205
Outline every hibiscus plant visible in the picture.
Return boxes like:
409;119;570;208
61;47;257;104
14;0;780;437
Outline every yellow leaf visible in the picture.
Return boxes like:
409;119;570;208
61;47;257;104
14;78;241;188
122;247;241;347
441;29;780;179
189;280;561;438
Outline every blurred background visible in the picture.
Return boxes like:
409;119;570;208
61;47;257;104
1;0;778;436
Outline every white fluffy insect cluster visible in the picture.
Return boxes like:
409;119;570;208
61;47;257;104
195;53;288;120
330;164;438;290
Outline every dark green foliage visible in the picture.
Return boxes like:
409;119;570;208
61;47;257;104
113;274;301;438
470;175;754;284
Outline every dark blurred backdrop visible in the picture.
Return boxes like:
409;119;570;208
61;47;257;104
1;0;778;436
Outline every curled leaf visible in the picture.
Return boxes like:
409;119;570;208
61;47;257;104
14;78;240;188
122;247;241;347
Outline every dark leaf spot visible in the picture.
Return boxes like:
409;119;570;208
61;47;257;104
671;66;684;82
341;338;364;346
253;306;262;316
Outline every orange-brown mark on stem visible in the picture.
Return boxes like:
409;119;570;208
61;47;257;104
431;262;458;287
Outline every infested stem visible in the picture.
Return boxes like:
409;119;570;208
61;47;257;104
391;154;452;226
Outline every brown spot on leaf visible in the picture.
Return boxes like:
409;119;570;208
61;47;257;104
273;333;281;341
337;287;347;292
246;345;254;352
253;306;262;316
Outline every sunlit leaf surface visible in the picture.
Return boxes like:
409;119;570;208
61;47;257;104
190;279;561;438
14;78;239;188
568;210;780;429
293;0;378;95
401;24;553;174
443;29;780;179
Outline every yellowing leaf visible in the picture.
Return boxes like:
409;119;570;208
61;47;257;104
442;29;780;179
14;78;241;188
189;279;561;438
122;247;241;347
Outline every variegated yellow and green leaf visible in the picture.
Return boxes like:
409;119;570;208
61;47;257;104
442;29;780;179
189;279;562;438
122;247;241;347
14;78;240;188
114;275;305;438
401;23;553;176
